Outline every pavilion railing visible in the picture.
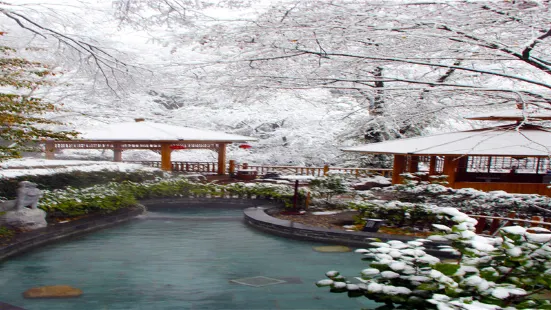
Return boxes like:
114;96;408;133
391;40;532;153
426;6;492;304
134;161;218;173
235;163;392;178
173;161;218;173
131;161;392;177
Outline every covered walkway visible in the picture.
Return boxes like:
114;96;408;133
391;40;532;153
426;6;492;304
44;120;257;174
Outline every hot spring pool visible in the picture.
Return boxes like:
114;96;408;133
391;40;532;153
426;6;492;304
0;206;378;309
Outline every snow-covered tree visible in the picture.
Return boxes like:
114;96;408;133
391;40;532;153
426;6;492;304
0;34;77;160
224;0;551;141
133;0;551;142
1;1;141;94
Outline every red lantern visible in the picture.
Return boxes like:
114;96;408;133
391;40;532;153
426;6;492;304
170;145;186;150
239;144;252;149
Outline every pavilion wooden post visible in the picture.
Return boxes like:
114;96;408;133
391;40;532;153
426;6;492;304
443;156;459;187
428;156;437;175
229;160;236;175
407;155;419;173
217;143;227;175
113;143;123;162
160;143;173;171
44;139;56;159
392;155;407;185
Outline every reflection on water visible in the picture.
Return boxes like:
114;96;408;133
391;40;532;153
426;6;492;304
0;207;378;310
139;211;243;222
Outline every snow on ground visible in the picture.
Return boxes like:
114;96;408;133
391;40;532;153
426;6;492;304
355;175;392;185
311;210;344;215
280;175;318;181
0;158;159;178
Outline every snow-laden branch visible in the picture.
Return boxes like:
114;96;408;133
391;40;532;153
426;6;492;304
288;48;551;90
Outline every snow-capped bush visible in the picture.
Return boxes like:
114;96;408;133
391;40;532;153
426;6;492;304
38;177;308;218
317;208;551;309
310;174;352;202
364;183;551;218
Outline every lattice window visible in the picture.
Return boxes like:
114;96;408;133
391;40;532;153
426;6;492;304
465;156;550;174
414;156;444;174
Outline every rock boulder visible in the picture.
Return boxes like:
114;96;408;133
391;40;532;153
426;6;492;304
23;285;83;299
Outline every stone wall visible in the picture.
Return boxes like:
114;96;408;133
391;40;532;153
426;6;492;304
244;207;453;257
0;205;145;261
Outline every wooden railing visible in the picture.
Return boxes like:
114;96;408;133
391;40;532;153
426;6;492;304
134;161;218;173
469;212;551;235
131;161;392;177
455;182;551;196
236;163;393;178
173;161;218;173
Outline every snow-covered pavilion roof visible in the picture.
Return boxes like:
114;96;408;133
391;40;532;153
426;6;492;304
78;121;257;142
465;108;551;121
342;124;551;157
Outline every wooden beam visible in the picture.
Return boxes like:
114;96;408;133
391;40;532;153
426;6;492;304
160;143;172;171
392;155;407;184
217;143;227;175
45;139;55;159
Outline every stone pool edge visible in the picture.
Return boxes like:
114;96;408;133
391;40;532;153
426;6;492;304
0;205;145;262
244;206;454;258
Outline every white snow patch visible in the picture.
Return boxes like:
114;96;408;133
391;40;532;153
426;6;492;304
311;211;342;215
381;271;401;279
501;226;526;235
361;268;380;276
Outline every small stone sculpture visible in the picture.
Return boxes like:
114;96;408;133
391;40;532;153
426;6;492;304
15;181;43;210
0;181;47;230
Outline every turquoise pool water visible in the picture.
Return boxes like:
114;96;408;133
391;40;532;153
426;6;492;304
0;207;378;309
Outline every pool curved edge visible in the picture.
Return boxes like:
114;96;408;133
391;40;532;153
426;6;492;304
0;205;145;262
244;206;454;258
0;198;275;262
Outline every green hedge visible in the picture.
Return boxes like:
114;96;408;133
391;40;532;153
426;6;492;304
0;169;165;199
39;178;308;219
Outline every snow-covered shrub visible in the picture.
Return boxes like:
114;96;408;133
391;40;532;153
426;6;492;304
39;177;308;218
317;207;551;309
350;200;441;230
399;172;427;188
39;183;137;218
0;169;164;199
310;174;350;202
429;175;449;186
367;184;551;218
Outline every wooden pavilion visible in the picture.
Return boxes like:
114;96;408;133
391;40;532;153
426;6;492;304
44;119;257;174
342;108;551;196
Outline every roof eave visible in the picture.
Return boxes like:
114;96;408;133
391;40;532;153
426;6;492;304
342;149;550;157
